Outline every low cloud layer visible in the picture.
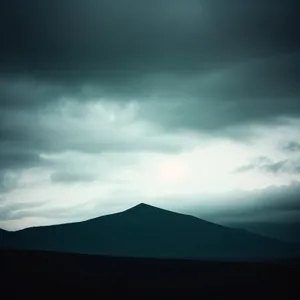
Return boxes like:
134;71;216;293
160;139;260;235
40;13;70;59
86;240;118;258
236;155;300;175
284;141;300;152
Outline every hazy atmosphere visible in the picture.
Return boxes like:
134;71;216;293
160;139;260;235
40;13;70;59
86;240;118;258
0;0;300;239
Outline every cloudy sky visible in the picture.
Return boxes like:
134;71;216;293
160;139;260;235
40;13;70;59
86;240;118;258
0;0;300;237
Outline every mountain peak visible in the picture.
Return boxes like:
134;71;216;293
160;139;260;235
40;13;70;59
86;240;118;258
129;203;159;211
123;203;176;215
123;203;180;217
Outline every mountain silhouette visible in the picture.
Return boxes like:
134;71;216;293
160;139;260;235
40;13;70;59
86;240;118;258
0;203;298;261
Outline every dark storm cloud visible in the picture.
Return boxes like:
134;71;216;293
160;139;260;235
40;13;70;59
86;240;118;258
261;161;290;174
137;52;300;135
234;156;272;173
235;165;255;173
0;0;300;175
235;157;300;175
0;200;50;221
284;141;300;152
50;172;98;184
189;181;300;224
1;0;299;75
0;108;46;174
1;0;299;88
0;106;184;166
0;95;187;182
0;171;21;194
241;182;300;213
1;0;299;117
0;151;41;171
0;77;69;109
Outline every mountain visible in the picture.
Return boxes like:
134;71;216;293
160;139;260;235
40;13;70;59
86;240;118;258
0;203;298;261
227;222;300;243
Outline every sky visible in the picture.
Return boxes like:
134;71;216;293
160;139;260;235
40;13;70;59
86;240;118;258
0;0;300;235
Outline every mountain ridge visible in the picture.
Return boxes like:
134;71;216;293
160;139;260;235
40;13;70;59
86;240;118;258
0;203;299;261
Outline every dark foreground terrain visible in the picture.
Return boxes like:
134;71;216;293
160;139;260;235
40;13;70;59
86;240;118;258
1;249;299;298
